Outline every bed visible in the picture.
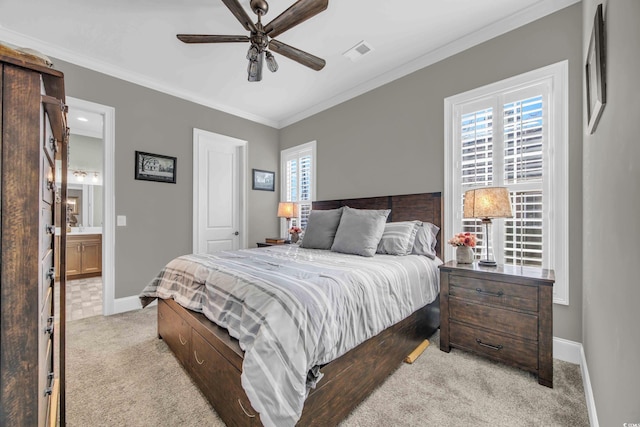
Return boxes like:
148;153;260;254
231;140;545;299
140;192;443;426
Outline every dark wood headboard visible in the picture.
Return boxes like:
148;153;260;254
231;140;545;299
312;192;443;259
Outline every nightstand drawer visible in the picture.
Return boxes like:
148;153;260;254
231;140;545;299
450;321;538;369
449;274;538;312
449;297;538;340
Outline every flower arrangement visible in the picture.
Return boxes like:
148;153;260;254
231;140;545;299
448;232;477;247
289;226;302;235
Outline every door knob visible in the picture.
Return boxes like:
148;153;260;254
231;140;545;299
234;231;239;236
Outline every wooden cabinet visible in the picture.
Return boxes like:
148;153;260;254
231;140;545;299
438;261;554;387
0;50;68;426
66;234;102;278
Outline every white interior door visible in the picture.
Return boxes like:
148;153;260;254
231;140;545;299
193;129;247;254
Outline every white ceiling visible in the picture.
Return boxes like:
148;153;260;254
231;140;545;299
0;0;577;128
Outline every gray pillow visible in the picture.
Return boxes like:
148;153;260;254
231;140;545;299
299;207;344;249
376;221;422;255
412;222;440;259
331;207;391;257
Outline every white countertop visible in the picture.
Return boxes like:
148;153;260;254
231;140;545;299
56;227;103;235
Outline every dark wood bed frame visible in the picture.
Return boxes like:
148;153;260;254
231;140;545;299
157;192;443;426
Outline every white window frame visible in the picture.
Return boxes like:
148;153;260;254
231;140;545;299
280;141;317;235
444;61;569;305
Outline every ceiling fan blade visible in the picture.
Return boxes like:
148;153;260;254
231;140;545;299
221;0;257;32
177;34;250;43
264;0;328;38
269;39;325;71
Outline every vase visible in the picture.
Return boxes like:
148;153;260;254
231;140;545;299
456;246;474;264
290;232;299;243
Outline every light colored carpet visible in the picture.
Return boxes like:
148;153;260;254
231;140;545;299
66;306;590;426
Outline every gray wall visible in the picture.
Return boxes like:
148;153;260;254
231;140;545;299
280;4;583;342
56;59;280;299
582;1;640;425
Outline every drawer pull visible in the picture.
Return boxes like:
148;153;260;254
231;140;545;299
475;287;504;298
45;316;54;335
475;338;503;351
238;399;256;418
47;179;57;192
49;136;58;153
178;333;187;346
194;351;205;365
44;372;54;396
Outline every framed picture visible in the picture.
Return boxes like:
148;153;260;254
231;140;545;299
135;151;177;184
585;3;606;134
252;169;275;191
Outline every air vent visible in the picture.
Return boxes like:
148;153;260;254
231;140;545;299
342;40;374;62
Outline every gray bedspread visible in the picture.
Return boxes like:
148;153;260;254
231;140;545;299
139;245;440;427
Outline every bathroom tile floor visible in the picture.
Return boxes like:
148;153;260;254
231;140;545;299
66;277;102;321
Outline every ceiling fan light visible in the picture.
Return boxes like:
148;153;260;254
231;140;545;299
265;51;278;72
248;60;258;76
246;45;259;61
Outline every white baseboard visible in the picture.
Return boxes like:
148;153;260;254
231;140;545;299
553;337;599;427
111;295;155;315
553;336;582;364
580;345;599;427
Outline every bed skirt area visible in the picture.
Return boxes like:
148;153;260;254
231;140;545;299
157;295;440;426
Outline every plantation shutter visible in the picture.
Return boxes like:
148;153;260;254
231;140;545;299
457;84;547;267
445;62;568;304
503;94;545;267
282;142;315;230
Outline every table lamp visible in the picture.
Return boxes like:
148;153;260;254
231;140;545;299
463;187;513;266
277;202;298;242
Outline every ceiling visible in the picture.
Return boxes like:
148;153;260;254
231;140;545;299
0;0;576;128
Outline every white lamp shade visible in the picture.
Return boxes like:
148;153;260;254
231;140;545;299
277;202;298;219
463;187;513;219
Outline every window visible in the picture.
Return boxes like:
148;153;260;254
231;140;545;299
281;141;316;232
444;61;568;304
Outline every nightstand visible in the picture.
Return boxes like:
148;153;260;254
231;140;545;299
257;238;287;248
438;261;555;387
256;242;275;248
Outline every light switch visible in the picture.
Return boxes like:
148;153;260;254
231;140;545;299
117;215;127;226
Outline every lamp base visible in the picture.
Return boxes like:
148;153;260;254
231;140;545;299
479;259;497;267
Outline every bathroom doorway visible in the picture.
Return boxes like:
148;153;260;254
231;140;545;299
63;97;115;320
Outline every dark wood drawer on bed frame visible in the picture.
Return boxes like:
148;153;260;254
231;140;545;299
157;299;191;368
157;296;440;426
158;299;261;426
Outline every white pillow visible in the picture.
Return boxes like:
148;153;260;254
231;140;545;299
331;207;390;257
376;221;422;255
412;222;440;259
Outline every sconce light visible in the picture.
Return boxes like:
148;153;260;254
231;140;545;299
73;170;87;182
92;172;99;183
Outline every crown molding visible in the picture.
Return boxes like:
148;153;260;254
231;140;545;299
0;28;279;129
0;0;579;130
277;0;580;128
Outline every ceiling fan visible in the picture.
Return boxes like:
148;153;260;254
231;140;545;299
177;0;328;82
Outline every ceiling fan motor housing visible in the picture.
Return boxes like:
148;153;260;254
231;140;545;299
250;0;269;16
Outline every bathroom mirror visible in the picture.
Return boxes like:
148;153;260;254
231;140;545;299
55;107;104;231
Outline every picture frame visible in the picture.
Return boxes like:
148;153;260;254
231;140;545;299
252;169;275;191
135;151;177;184
585;3;606;134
